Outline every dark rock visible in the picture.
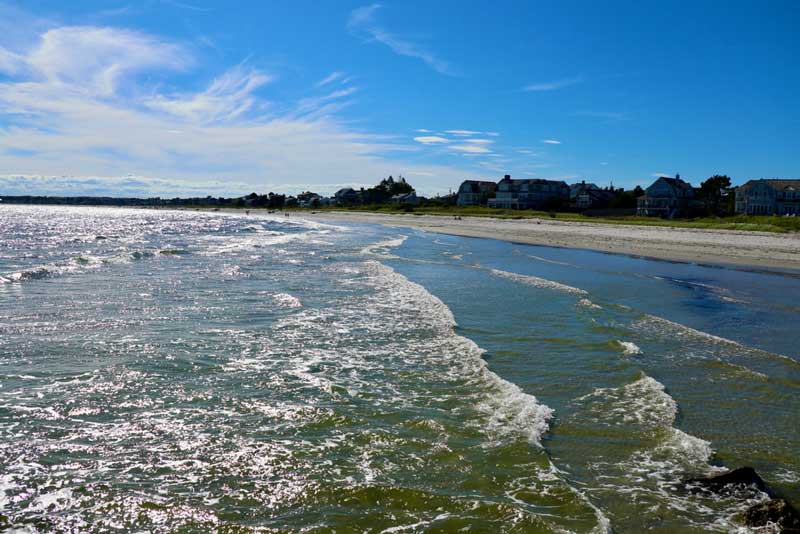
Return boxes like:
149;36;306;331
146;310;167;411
741;499;800;532
687;467;770;495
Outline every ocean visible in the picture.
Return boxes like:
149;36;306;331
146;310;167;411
0;205;798;533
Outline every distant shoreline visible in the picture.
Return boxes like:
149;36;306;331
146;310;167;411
4;203;800;272
303;210;800;273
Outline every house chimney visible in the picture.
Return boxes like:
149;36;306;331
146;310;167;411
504;174;511;180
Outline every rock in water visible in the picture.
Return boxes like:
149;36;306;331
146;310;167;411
687;467;770;494
741;499;800;532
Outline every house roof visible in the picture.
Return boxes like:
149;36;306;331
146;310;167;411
658;177;693;190
499;177;568;187
460;180;497;193
570;182;599;190
579;188;615;200
462;180;496;186
738;179;800;191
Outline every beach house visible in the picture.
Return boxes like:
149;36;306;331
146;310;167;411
637;174;697;218
296;192;322;208
734;179;800;215
334;188;359;205
487;175;570;210
569;181;615;210
456;180;497;206
390;192;420;205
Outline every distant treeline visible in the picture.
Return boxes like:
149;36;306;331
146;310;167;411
0;193;288;208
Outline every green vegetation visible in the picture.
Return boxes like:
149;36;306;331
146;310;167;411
316;204;800;233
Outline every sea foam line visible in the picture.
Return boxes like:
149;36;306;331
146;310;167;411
638;314;799;366
487;268;588;296
360;235;409;257
366;260;554;446
365;260;612;531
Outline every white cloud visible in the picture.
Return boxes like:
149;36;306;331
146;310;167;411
0;174;249;197
145;66;273;123
0;23;479;197
316;71;345;87
0;47;25;75
415;128;432;133
464;138;493;144
651;172;674;178
542;139;561;145
348;4;455;76
449;144;491;154
486;131;500;136
413;136;449;144
295;86;359;117
29;26;189;95
523;77;582;92
445;129;480;136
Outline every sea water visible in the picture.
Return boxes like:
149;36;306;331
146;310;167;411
0;205;798;533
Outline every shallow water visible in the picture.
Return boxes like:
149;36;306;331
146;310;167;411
0;205;798;533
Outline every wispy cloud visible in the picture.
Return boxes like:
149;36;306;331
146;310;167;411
0;22;477;196
23;26;190;96
413;135;449;144
523;77;582;92
542;139;562;145
316;71;345;87
159;0;212;12
415;128;432;133
445;129;480;136
651;172;674;178
295;86;359;117
449;144;491;154
347;4;455;76
463;138;493;144
145;66;273;122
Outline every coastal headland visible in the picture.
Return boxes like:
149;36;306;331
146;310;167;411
306;210;800;272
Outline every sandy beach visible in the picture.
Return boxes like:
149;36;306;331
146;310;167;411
308;211;800;272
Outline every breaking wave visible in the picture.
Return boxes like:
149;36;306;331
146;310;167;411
487;268;588;296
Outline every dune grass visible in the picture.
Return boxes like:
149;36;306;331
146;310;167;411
315;204;800;233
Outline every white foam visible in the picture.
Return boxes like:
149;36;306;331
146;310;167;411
578;375;677;429
523;252;576;268
578;298;602;309
272;292;302;308
617;340;642;355
360;235;409;256
364;261;554;446
640;315;745;348
487;268;588;296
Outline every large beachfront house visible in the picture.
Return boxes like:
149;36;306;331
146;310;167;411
569;181;615;209
636;174;697;218
487;175;570;210
734;179;800;215
334;187;359;205
456;180;497;206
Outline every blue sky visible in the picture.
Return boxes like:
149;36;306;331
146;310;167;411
0;1;797;197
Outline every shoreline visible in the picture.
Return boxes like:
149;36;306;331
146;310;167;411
6;203;800;273
303;210;800;274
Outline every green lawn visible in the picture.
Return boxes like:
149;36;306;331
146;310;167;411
312;204;800;233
